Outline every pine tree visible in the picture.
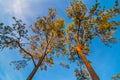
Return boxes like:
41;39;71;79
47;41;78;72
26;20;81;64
65;0;120;80
0;8;65;80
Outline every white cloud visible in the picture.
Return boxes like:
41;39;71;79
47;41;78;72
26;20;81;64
4;0;30;19
10;0;25;17
0;0;50;23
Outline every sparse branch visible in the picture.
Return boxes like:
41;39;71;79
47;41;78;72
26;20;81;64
45;33;49;44
44;32;54;53
82;28;87;45
74;35;82;48
16;41;37;67
35;27;43;44
27;32;54;80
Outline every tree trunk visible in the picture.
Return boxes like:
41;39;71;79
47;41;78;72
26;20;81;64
27;54;46;80
76;46;100;80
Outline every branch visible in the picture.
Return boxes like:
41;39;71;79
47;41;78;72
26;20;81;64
74;35;82;48
16;41;37;67
80;23;87;45
82;29;87;44
44;32;54;54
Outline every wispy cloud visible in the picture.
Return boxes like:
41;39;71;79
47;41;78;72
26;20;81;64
0;0;51;23
9;0;26;18
0;0;31;20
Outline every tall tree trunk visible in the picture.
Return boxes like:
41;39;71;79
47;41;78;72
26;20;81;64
27;54;46;80
75;46;100;80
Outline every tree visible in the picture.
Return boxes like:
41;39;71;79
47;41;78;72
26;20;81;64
0;8;65;80
26;8;65;80
65;0;120;80
0;0;120;80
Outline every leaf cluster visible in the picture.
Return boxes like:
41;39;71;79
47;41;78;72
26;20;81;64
0;17;28;50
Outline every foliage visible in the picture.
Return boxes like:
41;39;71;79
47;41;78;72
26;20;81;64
66;0;120;49
0;18;28;50
10;60;28;70
0;18;30;70
112;73;120;80
28;8;65;70
65;0;120;79
74;59;90;80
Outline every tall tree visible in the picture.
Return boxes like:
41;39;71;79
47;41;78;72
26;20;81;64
0;8;65;80
26;8;65;80
65;0;120;80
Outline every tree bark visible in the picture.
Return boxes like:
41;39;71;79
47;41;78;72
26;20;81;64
75;46;100;80
27;54;46;80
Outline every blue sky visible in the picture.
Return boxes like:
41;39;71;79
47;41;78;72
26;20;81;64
0;0;120;80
